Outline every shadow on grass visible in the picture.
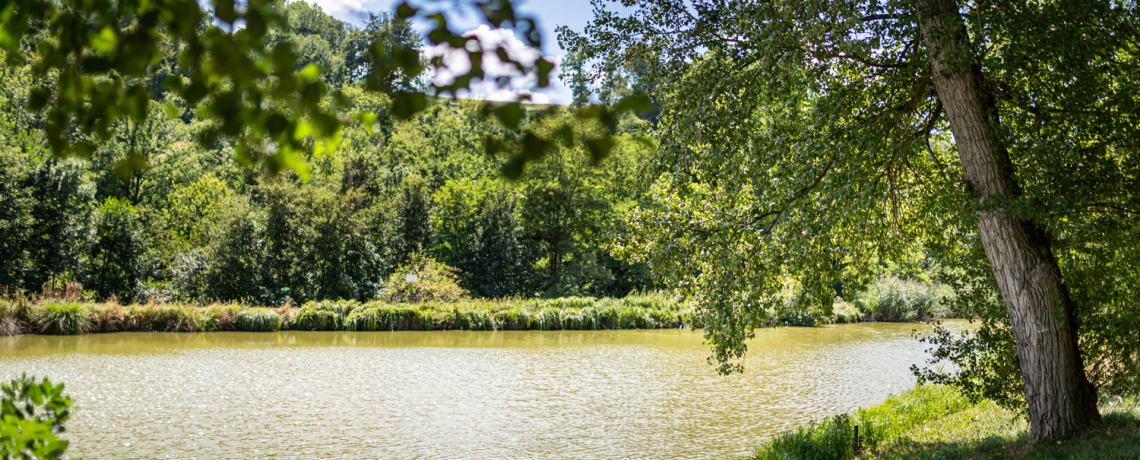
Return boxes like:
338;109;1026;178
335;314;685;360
871;407;1140;460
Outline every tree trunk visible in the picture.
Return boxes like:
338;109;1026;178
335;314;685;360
916;0;1102;442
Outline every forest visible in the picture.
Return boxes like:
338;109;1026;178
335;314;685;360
0;1;657;305
0;0;1138;458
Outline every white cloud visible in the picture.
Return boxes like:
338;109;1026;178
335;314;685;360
424;26;572;105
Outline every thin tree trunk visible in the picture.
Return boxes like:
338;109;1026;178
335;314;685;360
917;0;1102;441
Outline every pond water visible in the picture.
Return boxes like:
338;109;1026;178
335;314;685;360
0;321;970;459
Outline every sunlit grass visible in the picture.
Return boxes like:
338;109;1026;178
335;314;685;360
237;309;281;332
746;386;1140;460
32;300;93;335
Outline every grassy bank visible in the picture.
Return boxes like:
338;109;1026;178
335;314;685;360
0;295;705;335
1;279;965;336
747;385;1140;460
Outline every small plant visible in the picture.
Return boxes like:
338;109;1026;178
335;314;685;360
32;302;92;335
0;376;74;459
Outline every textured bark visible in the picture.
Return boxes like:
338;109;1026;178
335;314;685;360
916;0;1102;441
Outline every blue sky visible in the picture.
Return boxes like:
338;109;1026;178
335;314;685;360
305;0;617;104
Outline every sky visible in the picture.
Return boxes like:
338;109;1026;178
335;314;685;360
302;0;619;105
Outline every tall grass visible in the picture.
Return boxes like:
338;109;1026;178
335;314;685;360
237;309;281;332
855;277;955;322
32;301;93;335
747;385;973;460
0;293;936;335
753;414;857;460
0;300;24;336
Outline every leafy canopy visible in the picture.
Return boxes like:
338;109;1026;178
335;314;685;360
0;0;652;180
565;0;1139;374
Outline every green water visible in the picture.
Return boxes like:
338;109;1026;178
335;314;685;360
0;321;971;459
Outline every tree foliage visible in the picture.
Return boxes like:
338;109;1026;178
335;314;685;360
565;0;1140;408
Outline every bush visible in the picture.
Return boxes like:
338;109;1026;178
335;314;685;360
31;301;92;335
0;376;74;459
856;277;951;322
830;299;862;324
383;253;468;303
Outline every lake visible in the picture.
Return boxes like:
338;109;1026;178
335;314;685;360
0;321;969;459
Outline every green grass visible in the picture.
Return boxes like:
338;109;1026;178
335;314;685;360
0;295;700;335
745;386;1140;460
2;292;956;336
32;301;93;335
286;296;697;332
237;309;281;332
870;395;1140;460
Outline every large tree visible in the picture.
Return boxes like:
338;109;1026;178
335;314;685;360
565;0;1139;441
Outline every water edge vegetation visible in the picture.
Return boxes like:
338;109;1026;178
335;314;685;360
747;384;1140;460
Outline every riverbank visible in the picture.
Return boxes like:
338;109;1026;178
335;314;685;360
0;296;700;335
0;290;962;336
747;385;1140;460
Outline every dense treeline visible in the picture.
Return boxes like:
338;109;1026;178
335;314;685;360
0;1;655;304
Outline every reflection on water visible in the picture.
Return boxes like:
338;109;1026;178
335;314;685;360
0;321;971;459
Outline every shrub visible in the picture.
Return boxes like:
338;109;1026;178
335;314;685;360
830;299;862;324
857;277;949;322
84;197;144;301
383;253;468;303
32;301;92;335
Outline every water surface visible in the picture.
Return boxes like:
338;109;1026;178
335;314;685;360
0;322;969;459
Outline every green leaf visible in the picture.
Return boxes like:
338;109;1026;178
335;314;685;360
297;64;322;82
114;152;148;183
586;137;614;165
396;2;419;18
613;95;653;113
391;91;426;120
89;26;118;53
492;103;524;129
500;157;525;180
